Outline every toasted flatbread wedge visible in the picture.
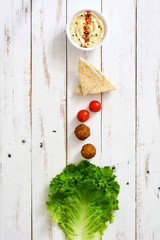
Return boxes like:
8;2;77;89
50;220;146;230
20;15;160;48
75;65;116;95
90;65;116;93
78;57;102;96
75;85;83;95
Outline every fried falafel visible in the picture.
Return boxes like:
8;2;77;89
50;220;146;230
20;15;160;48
74;124;90;140
81;144;96;159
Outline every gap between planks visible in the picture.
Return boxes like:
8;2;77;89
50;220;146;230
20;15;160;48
100;0;103;162
135;0;138;240
66;0;68;166
30;0;33;239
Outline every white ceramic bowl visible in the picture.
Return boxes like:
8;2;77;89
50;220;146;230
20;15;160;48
66;9;107;51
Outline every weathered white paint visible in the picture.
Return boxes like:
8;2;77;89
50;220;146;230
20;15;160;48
0;0;31;240
67;0;102;166
102;1;136;239
32;0;66;239
1;0;160;240
137;0;160;239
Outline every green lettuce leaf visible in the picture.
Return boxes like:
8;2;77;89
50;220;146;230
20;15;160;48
46;160;120;240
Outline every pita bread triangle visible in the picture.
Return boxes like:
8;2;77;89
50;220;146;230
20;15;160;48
75;64;116;95
75;85;83;95
78;57;102;96
90;65;116;93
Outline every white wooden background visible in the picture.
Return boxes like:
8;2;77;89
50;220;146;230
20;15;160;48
0;0;160;239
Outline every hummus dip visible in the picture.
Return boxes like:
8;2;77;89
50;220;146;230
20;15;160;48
70;11;106;48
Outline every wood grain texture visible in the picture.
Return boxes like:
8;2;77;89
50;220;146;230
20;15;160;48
67;0;102;166
137;0;160;239
0;0;31;239
1;0;160;240
102;1;136;239
32;0;66;239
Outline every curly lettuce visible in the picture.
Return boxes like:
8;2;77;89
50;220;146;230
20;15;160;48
46;160;120;240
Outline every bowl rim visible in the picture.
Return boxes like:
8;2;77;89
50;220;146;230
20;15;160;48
66;9;107;51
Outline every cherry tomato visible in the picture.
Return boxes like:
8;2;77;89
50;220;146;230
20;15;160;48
77;110;90;122
89;100;101;112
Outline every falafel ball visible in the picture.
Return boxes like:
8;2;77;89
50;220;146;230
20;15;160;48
74;124;90;141
81;144;96;159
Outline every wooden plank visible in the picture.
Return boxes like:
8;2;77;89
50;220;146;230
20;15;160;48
137;1;160;239
0;0;31;240
102;1;136;239
67;0;102;166
32;0;66;239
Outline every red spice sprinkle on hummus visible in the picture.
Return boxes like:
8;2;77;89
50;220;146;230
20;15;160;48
82;11;92;47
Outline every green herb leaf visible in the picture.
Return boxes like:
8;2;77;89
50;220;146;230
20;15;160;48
72;34;74;37
81;14;83;17
80;44;83;47
92;21;94;23
95;33;98;37
79;39;80;41
46;161;120;240
98;25;100;28
75;34;77;36
75;21;78;25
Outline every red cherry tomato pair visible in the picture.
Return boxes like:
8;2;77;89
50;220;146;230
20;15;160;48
77;100;101;122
